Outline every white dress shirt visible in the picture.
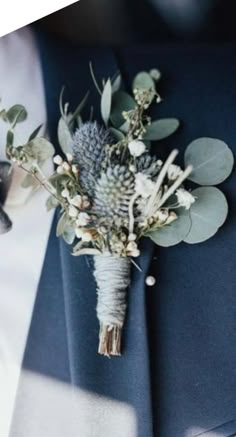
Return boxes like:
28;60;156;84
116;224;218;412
0;27;54;437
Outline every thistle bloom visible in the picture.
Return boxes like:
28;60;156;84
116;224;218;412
176;188;195;210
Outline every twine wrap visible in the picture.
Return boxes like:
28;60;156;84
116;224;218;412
94;255;131;356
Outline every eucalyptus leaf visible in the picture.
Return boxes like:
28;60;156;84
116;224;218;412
7;104;27;124
184;187;228;244
6;130;14;147
147;208;191;247
132;71;155;91
185;138;234;185
28;124;43;142
56;212;67;237
110;91;136;128
149;68;161;81
46;195;59;211
21;173;38;189
109;127;125;141
26;138;55;162
101;79;112;125
69;91;89;125
143;118;180;141
58;117;73;154
112;74;122;93
62;224;75;244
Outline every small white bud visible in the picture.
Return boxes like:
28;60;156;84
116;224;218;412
145;275;156;286
70;195;82;207
66;153;73;162
129;164;136;173
57;165;64;174
72;164;78;174
129;249;140;257
128;140;146;157
68;205;78;218
76;212;90;226
128;233;137;241
53;155;63;165
62;162;70;172
157;160;163;166
61;188;69;198
126;241;138;252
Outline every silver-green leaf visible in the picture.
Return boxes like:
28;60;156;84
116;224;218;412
58;117;73;155
26;138;55;162
185;138;234;185
7;104;27;124
184;187;228;244
110;91;136;128
143;118;180;141
132;71;155;91
101;79;112;125
147;208;191;247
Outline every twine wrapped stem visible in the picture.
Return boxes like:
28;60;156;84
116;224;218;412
94;255;131;357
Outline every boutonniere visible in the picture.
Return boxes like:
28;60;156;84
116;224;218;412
1;67;234;356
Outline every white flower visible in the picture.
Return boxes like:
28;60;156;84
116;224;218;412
53;155;63;165
68;205;78;218
126;241;138;252
76;212;90;227
167;164;183;181
176;188;195;210
154;209;169;223
128;140;146;157
70;195;82;207
75;228;92;242
135;173;155;198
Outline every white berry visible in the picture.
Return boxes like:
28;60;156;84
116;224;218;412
145;276;156;286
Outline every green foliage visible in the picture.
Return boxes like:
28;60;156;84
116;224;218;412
7;104;27;125
110;91;136;128
25;138;55;163
57;117;73;155
147;208;191;247
143;119;180;141
184;187;228;243
101;79;112;125
132;71;155;91
185;138;234;185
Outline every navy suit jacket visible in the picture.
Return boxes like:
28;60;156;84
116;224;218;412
10;31;236;437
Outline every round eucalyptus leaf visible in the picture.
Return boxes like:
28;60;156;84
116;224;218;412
185;138;234;185
110;91;136;128
7;104;27;124
132;71;155;91
184;187;228;244
148;208;191;247
143;118;179;141
26;138;55;162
